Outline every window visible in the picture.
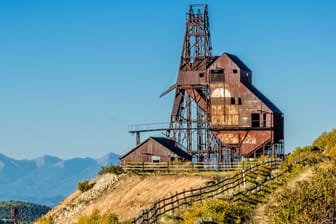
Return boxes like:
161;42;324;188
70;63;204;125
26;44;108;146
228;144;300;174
210;69;224;82
251;113;260;128
230;97;235;105
238;98;242;105
210;68;224;74
262;113;267;127
151;156;160;163
199;72;204;78
233;69;238;74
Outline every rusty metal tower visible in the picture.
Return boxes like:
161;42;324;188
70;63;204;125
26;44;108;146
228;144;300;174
161;4;222;161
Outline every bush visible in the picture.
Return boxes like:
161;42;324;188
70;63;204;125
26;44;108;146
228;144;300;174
280;145;323;172
181;199;252;224
266;162;336;224
78;180;94;192
77;209;119;224
98;165;122;175
313;128;336;157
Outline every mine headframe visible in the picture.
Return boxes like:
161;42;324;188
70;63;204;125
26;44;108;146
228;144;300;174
129;4;284;162
161;4;224;162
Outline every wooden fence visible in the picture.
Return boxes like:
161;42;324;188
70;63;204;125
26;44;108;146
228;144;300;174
123;160;260;173
131;158;282;224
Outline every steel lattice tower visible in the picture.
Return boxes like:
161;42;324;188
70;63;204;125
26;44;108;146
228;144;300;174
163;4;222;161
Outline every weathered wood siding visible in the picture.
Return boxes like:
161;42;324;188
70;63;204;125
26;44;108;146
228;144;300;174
121;139;184;165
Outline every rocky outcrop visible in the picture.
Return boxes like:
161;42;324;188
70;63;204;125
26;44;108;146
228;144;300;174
46;173;124;224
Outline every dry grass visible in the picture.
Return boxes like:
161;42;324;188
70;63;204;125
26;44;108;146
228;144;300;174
77;174;212;222
42;174;213;223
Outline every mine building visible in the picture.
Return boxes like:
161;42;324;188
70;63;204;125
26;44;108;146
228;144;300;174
120;137;192;165
127;4;284;163
207;53;284;157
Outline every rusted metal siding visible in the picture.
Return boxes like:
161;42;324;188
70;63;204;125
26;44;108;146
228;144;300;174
207;53;282;156
177;71;207;86
121;139;183;165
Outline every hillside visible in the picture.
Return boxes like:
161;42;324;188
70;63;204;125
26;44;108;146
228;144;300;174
174;129;336;223
40;173;212;223
0;153;119;207
0;201;50;224
38;129;336;223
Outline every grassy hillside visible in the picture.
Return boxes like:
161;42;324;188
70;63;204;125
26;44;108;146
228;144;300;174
171;128;336;223
264;129;336;223
0;201;50;224
38;129;336;224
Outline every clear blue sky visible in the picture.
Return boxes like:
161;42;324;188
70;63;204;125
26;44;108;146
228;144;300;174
1;0;335;159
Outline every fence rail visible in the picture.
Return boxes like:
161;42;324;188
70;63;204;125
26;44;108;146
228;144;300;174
123;160;260;173
131;158;282;224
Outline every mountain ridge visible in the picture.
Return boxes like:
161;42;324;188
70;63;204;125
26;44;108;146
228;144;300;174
0;152;120;207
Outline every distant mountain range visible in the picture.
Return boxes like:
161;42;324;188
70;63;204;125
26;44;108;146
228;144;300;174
0;153;119;207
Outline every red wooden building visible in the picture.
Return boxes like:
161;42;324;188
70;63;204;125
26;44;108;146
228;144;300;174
120;137;192;165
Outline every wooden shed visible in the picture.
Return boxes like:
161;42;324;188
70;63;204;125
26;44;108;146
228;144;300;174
120;137;192;165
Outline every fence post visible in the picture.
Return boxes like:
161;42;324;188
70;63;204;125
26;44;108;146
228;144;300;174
242;168;246;189
153;201;158;223
144;209;148;223
139;210;143;223
171;193;174;214
176;191;180;211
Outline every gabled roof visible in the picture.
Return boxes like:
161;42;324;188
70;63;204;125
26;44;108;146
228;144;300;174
225;53;252;72
120;137;192;160
243;81;282;114
224;52;282;114
151;137;192;159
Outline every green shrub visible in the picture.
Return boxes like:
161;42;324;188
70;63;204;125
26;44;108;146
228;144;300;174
181;199;252;224
280;145;323;172
266;162;336;224
78;180;94;192
313;128;336;157
98;165;122;175
77;209;119;224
